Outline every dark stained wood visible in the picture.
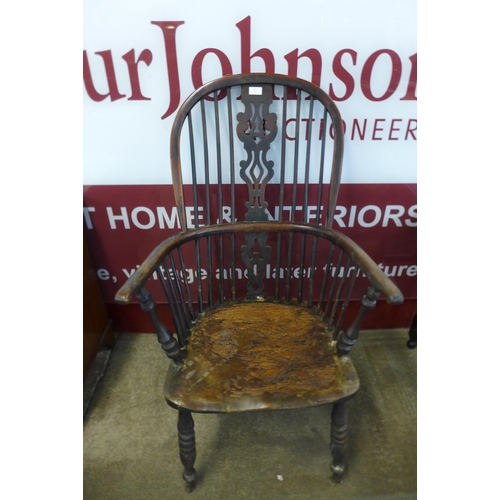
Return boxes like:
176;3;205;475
108;299;417;333
136;288;183;364
407;314;417;349
114;73;405;489
115;222;404;307
330;401;348;484
237;84;277;222
169;74;344;232
337;287;380;358
177;409;196;491
164;302;359;413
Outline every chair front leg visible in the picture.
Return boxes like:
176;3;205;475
177;409;197;492
330;401;348;484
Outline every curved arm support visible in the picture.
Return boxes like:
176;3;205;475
336;286;380;358
136;288;183;365
115;222;404;306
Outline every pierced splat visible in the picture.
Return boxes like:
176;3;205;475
115;74;405;491
237;84;277;298
241;232;271;299
236;84;277;222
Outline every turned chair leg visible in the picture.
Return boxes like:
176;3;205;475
177;409;197;492
330;401;348;484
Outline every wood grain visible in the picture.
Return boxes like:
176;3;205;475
164;302;359;412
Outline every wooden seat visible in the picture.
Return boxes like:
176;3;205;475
164;302;359;413
115;73;403;491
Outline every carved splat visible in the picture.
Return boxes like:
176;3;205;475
241;232;272;299
236;84;277;222
237;84;276;298
114;74;407;491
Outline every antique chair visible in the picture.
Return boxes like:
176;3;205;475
115;73;403;491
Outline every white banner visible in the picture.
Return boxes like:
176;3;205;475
83;0;416;185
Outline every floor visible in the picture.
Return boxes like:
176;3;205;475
83;330;416;500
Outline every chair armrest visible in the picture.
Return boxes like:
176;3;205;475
115;222;404;306
310;225;404;305
115;233;188;305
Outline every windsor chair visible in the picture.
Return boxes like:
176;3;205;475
115;73;403;491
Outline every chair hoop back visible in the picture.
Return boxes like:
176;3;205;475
170;73;344;232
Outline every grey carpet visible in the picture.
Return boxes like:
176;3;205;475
84;330;416;499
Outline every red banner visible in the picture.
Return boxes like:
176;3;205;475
84;183;416;330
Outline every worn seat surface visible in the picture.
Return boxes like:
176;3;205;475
164;302;359;413
115;73;404;490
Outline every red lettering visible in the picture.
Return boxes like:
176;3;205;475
372;119;385;140
401;54;417;101
388;119;402;140
151;21;184;120
236;16;278;99
284;48;322;100
286;118;296;140
191;48;233;100
302;118;315;140
351;119;367;140
83;50;126;102
122;49;153;101
329;49;357;101
361;49;402;101
236;16;275;73
84;17;417;115
405;119;417;140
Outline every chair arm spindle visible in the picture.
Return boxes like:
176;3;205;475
336;286;380;358
136;288;184;365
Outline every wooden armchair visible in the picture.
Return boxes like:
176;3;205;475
115;73;403;491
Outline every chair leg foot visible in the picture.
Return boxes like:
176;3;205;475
182;472;196;493
407;339;417;349
330;463;345;484
330;401;348;485
178;409;197;492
